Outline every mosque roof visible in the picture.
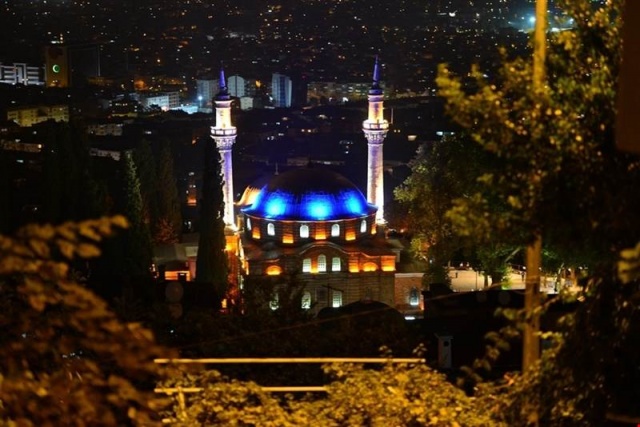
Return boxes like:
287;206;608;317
241;167;376;221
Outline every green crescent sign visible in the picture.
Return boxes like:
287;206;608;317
52;64;61;73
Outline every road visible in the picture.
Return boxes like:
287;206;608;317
449;269;559;294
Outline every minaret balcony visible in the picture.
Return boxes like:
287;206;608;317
211;127;237;136
362;121;389;131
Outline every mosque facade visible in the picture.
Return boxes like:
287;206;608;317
212;58;401;313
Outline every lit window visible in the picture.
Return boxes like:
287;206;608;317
270;293;279;311
318;255;327;272
332;257;341;272
246;217;252;230
360;220;367;233
409;288;420;306
301;291;311;309
300;224;309;238
331;223;340;237
302;258;311;273
267;222;275;236
332;290;343;308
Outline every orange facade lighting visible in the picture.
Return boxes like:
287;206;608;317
282;234;294;244
362;262;378;272
266;265;282;276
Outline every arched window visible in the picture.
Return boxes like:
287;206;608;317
302;258;312;273
332;257;341;272
300;224;309;238
301;291;312;309
332;290;343;308
267;222;275;236
409;287;420;306
331;223;340;237
246;217;252;230
318;255;327;272
360;219;367;233
269;293;279;311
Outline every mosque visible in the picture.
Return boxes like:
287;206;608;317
207;58;419;314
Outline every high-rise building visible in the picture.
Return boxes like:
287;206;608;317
271;73;292;108
44;44;100;88
0;63;43;86
227;75;246;98
196;78;217;107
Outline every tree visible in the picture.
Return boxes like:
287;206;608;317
395;134;514;286
154;139;182;244
132;139;158;227
436;0;640;424
195;140;228;306
116;151;153;279
437;0;640;270
0;217;175;425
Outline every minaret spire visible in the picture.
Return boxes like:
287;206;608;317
362;55;389;225
211;61;237;228
372;55;381;90
218;63;228;97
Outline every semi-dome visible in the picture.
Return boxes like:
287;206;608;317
242;167;376;221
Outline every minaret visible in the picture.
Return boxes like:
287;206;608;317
211;65;237;229
362;56;389;224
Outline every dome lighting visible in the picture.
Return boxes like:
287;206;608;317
242;167;376;221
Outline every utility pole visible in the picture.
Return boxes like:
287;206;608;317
522;3;547;425
523;0;547;373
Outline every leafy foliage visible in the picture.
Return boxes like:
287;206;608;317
395;137;472;269
395;134;517;286
437;0;640;267
0;217;175;425
160;356;502;427
432;1;640;425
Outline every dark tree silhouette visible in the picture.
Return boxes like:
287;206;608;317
196;140;228;307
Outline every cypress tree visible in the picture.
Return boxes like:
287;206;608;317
196;140;228;306
154;139;182;244
120;151;153;278
133;139;158;227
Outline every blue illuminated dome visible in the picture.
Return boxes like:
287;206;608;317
242;168;376;221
